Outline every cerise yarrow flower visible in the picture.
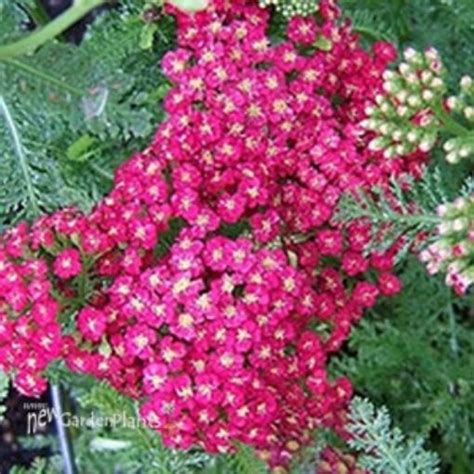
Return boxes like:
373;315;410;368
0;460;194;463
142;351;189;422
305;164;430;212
53;248;82;279
0;0;428;469
151;0;413;360
64;229;352;466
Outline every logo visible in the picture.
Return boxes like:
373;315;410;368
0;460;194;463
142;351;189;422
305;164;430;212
24;401;143;435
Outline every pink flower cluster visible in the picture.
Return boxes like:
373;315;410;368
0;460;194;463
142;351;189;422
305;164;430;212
154;0;408;352
0;0;428;470
81;233;352;462
0;157;171;397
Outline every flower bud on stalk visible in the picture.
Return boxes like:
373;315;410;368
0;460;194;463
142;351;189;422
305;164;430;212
421;194;474;294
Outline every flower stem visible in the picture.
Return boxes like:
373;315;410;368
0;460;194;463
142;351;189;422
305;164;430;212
0;0;107;61
447;303;459;357
432;101;470;137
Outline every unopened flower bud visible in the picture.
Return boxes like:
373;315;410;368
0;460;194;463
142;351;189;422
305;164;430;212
383;147;396;159
380;102;391;114
406;73;419;84
431;77;444;89
437;204;448;217
421;70;433;84
399;62;411;76
286;440;300;452
383;70;395;81
438;222;451;235
369;137;386;151
460;75;472;91
375;94;384;105
403;47;417;62
444;139;456;152
459;146;472;158
367;119;382;130
420;249;430;262
258;450;271;462
396;105;408;117
407;130;420;143
446;96;458;111
454;197;467;210
395;143;407;155
446;151;459;164
452;218;468;232
425;47;439;60
419;135;435;152
422;89;434;102
407;95;421;108
383;81;396;93
392;130;403;141
395;90;408;103
464;106;474;120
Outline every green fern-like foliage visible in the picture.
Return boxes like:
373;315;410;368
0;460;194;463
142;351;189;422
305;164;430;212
213;444;269;474
336;169;444;260
76;381;270;474
347;397;440;474
336;165;474;260
0;0;173;226
73;381;210;474
9;457;59;474
334;260;474;471
340;0;474;83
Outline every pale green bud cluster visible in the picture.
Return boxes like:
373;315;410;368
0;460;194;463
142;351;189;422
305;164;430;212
420;194;474;294
258;0;318;18
362;48;446;159
443;75;474;164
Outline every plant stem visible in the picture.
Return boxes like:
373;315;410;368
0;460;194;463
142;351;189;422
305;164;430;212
432;101;470;137
447;303;459;357
0;0;107;61
90;161;114;181
51;384;78;474
25;0;51;27
363;208;440;228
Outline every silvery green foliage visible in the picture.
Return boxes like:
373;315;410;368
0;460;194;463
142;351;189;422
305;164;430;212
0;0;172;226
77;381;212;474
348;397;440;474
336;169;449;261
